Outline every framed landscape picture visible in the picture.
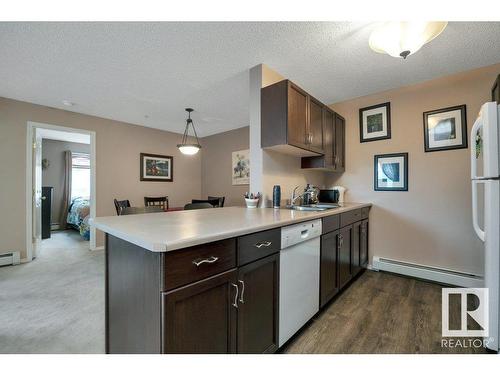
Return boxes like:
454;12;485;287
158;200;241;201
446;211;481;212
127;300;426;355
140;153;173;182
374;153;408;191
232;149;250;185
359;102;391;142
423;105;467;152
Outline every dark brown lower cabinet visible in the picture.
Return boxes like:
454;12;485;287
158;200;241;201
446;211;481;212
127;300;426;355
360;220;369;267
162;254;279;354
351;221;361;276
237;253;279;354
320;231;338;308
338;225;352;289
162;269;238;354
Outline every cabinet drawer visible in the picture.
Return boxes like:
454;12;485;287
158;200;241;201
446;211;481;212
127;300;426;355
237;228;281;266
340;209;362;227
164;239;236;291
361;206;370;219
322;214;340;234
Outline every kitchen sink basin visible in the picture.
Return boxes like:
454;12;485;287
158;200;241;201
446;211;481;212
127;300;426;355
288;203;340;211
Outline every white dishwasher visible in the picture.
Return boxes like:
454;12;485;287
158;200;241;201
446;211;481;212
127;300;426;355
279;219;322;347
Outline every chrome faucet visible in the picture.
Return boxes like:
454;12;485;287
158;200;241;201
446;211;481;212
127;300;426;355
290;185;303;206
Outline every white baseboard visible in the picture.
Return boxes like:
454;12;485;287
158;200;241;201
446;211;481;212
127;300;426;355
50;223;60;231
372;256;483;288
91;246;104;251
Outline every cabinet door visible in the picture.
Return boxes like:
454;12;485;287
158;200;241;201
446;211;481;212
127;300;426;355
360;220;369;267
162;269;238;353
287;83;309;150
308;97;324;153
351;221;361;276
338;226;351;289
237;254;279;353
323;108;335;168
320;231;338;308
334;114;345;172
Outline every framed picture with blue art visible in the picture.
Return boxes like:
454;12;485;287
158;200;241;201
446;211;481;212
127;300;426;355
423;105;467;152
374;153;408;191
359;102;391;143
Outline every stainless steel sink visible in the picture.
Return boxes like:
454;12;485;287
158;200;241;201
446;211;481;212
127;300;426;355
287;203;340;211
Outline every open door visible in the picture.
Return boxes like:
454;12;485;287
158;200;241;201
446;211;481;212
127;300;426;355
32;129;42;259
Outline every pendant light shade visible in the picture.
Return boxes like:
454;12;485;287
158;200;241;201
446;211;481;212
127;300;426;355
177;108;201;155
369;22;447;59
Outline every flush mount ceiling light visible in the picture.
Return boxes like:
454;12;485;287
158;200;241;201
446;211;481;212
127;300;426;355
369;21;448;59
177;108;201;155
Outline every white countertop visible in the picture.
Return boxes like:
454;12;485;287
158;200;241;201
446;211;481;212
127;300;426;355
90;203;371;252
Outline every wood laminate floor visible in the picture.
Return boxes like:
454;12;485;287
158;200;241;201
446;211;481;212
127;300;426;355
283;270;488;354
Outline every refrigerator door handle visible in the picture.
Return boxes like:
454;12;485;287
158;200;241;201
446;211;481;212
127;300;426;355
470;116;483;180
471;180;485;242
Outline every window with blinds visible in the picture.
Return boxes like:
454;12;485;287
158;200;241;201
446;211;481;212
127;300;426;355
71;153;91;199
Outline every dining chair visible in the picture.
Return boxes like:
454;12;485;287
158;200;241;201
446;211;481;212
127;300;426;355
114;199;131;215
144;196;169;210
208;196;225;208
120;206;164;215
184;202;214;210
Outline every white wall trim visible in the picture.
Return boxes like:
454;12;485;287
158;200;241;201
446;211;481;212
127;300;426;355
26;121;97;262
91;246;105;251
372;256;483;288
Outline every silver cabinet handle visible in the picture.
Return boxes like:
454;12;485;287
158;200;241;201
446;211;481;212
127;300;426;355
254;241;272;249
238;280;245;304
192;256;219;267
41;196;46;200
231;283;239;308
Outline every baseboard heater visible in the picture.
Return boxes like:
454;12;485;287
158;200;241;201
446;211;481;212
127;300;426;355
372;256;483;288
0;251;21;267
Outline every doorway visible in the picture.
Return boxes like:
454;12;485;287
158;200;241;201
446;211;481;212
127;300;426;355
26;122;97;262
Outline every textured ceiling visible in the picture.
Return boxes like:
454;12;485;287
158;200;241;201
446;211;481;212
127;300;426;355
1;22;499;136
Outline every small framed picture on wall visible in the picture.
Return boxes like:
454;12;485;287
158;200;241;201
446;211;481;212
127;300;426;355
359;102;391;143
140;153;173;182
423;105;467;152
374;153;408;191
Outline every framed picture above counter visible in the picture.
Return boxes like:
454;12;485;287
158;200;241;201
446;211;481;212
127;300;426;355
359;102;391;143
140;153;173;182
423;105;467;152
374;152;408;191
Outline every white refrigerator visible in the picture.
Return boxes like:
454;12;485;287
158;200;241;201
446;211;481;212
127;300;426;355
471;101;500;352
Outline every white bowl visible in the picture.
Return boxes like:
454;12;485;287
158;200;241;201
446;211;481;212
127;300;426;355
245;198;260;208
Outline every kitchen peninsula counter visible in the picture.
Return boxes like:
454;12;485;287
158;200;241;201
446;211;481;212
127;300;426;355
91;203;371;252
92;203;371;354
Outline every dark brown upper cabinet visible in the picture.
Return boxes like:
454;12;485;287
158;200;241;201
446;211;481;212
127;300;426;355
261;80;324;157
302;108;345;172
333;113;346;172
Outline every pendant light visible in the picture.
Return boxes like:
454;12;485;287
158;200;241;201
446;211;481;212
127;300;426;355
177;108;201;155
369;22;447;59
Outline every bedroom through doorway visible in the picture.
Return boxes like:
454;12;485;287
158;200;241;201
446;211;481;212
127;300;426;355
27;122;96;261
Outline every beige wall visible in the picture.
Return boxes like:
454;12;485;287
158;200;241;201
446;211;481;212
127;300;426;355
326;63;500;275
0;97;202;257
41;139;91;225
201;126;249;207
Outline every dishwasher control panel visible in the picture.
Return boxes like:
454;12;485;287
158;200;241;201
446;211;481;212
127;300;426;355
280;219;322;249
